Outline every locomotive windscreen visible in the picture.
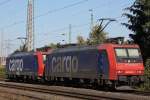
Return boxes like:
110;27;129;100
115;48;142;63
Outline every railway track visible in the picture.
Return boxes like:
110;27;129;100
115;89;150;97
0;81;149;100
0;89;44;100
125;90;150;97
0;81;119;100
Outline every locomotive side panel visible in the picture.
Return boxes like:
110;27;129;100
98;50;110;80
45;49;100;80
6;53;39;77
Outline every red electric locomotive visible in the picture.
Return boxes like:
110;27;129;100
45;43;144;89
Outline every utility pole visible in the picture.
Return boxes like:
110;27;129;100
89;9;94;31
0;30;3;66
26;0;34;52
69;24;72;44
5;40;11;57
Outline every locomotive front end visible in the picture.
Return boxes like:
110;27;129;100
114;45;144;87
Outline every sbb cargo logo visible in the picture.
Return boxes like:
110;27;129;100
51;56;78;73
9;59;24;72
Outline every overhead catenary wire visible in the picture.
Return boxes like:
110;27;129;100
40;22;90;36
1;0;89;50
1;0;89;30
37;16;123;38
1;0;127;32
1;0;131;49
70;0;115;17
37;15;126;44
2;0;125;31
36;0;89;19
40;15;124;36
37;22;91;44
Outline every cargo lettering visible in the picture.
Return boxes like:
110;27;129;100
9;59;23;72
51;56;78;73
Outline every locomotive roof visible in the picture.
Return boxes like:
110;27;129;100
52;45;98;53
51;43;139;53
8;52;34;57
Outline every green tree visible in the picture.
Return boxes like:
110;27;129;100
123;0;150;61
89;24;108;45
77;35;86;45
48;43;58;49
13;44;27;53
19;44;28;52
140;59;150;91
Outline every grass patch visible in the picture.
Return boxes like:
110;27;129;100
0;67;5;78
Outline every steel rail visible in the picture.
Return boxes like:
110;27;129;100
0;82;149;100
0;89;43;100
0;83;125;100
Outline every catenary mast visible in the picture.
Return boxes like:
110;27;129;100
26;0;34;51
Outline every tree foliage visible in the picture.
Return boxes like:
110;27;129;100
77;35;86;45
48;43;58;49
19;44;28;52
76;24;108;45
123;0;150;61
13;44;28;53
88;24;108;45
139;59;150;91
145;59;150;78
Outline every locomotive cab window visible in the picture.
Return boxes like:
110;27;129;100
128;49;140;58
115;48;127;58
115;48;142;63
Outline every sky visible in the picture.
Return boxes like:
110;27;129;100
0;0;135;56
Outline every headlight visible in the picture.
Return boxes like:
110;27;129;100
136;70;144;74
117;70;124;74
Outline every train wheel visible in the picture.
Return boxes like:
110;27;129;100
111;81;117;91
